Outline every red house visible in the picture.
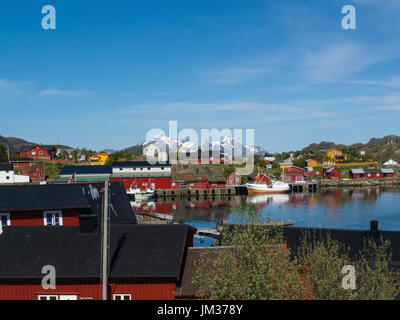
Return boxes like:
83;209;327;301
248;172;270;184
381;168;395;178
283;166;306;183
323;167;341;179
0;183;136;227
20;145;56;160
17;163;45;180
349;168;365;179
0;224;195;300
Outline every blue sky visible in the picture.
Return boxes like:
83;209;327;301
1;0;400;152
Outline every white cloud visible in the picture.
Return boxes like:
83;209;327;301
302;43;387;84
347;76;400;87
0;79;31;96
38;88;95;97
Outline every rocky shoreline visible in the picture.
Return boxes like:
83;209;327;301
319;178;400;187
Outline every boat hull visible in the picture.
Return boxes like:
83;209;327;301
246;183;290;194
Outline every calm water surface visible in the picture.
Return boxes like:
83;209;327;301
133;187;400;232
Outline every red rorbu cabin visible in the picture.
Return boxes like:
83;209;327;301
323;167;341;179
0;183;136;227
283;166;306;183
0;224;195;300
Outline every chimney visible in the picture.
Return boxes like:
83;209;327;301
370;220;378;232
370;220;379;239
78;214;98;233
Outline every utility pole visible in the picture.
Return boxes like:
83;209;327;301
6;144;10;163
102;181;109;300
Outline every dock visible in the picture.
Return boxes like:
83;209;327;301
288;181;318;193
155;187;235;198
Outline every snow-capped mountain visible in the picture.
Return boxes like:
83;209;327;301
142;134;267;157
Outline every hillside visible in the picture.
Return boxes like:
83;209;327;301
0;135;71;152
301;135;400;162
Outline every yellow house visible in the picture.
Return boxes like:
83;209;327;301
306;159;318;167
326;148;348;162
89;152;109;165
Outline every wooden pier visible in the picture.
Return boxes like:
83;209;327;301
288;181;318;193
155;187;235;198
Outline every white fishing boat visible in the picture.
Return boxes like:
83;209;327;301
246;180;290;194
126;187;155;202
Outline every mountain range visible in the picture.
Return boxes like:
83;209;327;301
130;134;268;157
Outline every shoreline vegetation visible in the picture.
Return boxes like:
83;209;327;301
319;178;400;187
193;207;400;300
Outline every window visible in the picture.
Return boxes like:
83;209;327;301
113;294;131;300
140;168;143;171
161;167;164;170
120;168;123;171
6;176;9;180
38;295;58;300
147;167;150;170
0;213;10;226
31;151;36;155
43;211;63;226
39;151;43;155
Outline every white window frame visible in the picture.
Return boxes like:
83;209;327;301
113;294;131;300
43;210;63;226
0;213;10;226
38;295;58;300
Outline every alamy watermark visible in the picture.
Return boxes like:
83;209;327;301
144;121;254;176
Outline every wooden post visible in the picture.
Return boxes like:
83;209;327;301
102;181;109;300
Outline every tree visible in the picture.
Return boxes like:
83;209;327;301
193;206;311;300
193;206;400;300
0;144;8;163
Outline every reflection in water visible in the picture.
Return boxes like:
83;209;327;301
131;187;400;231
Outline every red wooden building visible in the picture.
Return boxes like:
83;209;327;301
0;183;136;227
0;224;195;300
248;172;270;184
283;166;306;183
323;167;341;179
349;168;395;179
19;145;56;160
226;172;242;186
17;163;45;180
110;161;173;190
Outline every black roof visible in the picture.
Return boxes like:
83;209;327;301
0;224;195;280
0;183;136;224
0;184;90;211
112;161;171;168
221;223;400;262
0;164;13;171
8;158;33;163
60;165;112;175
81;182;137;224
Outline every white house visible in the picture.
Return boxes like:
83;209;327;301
0;164;30;184
383;159;399;166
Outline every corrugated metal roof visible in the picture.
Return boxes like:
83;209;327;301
350;169;365;174
381;168;395;173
